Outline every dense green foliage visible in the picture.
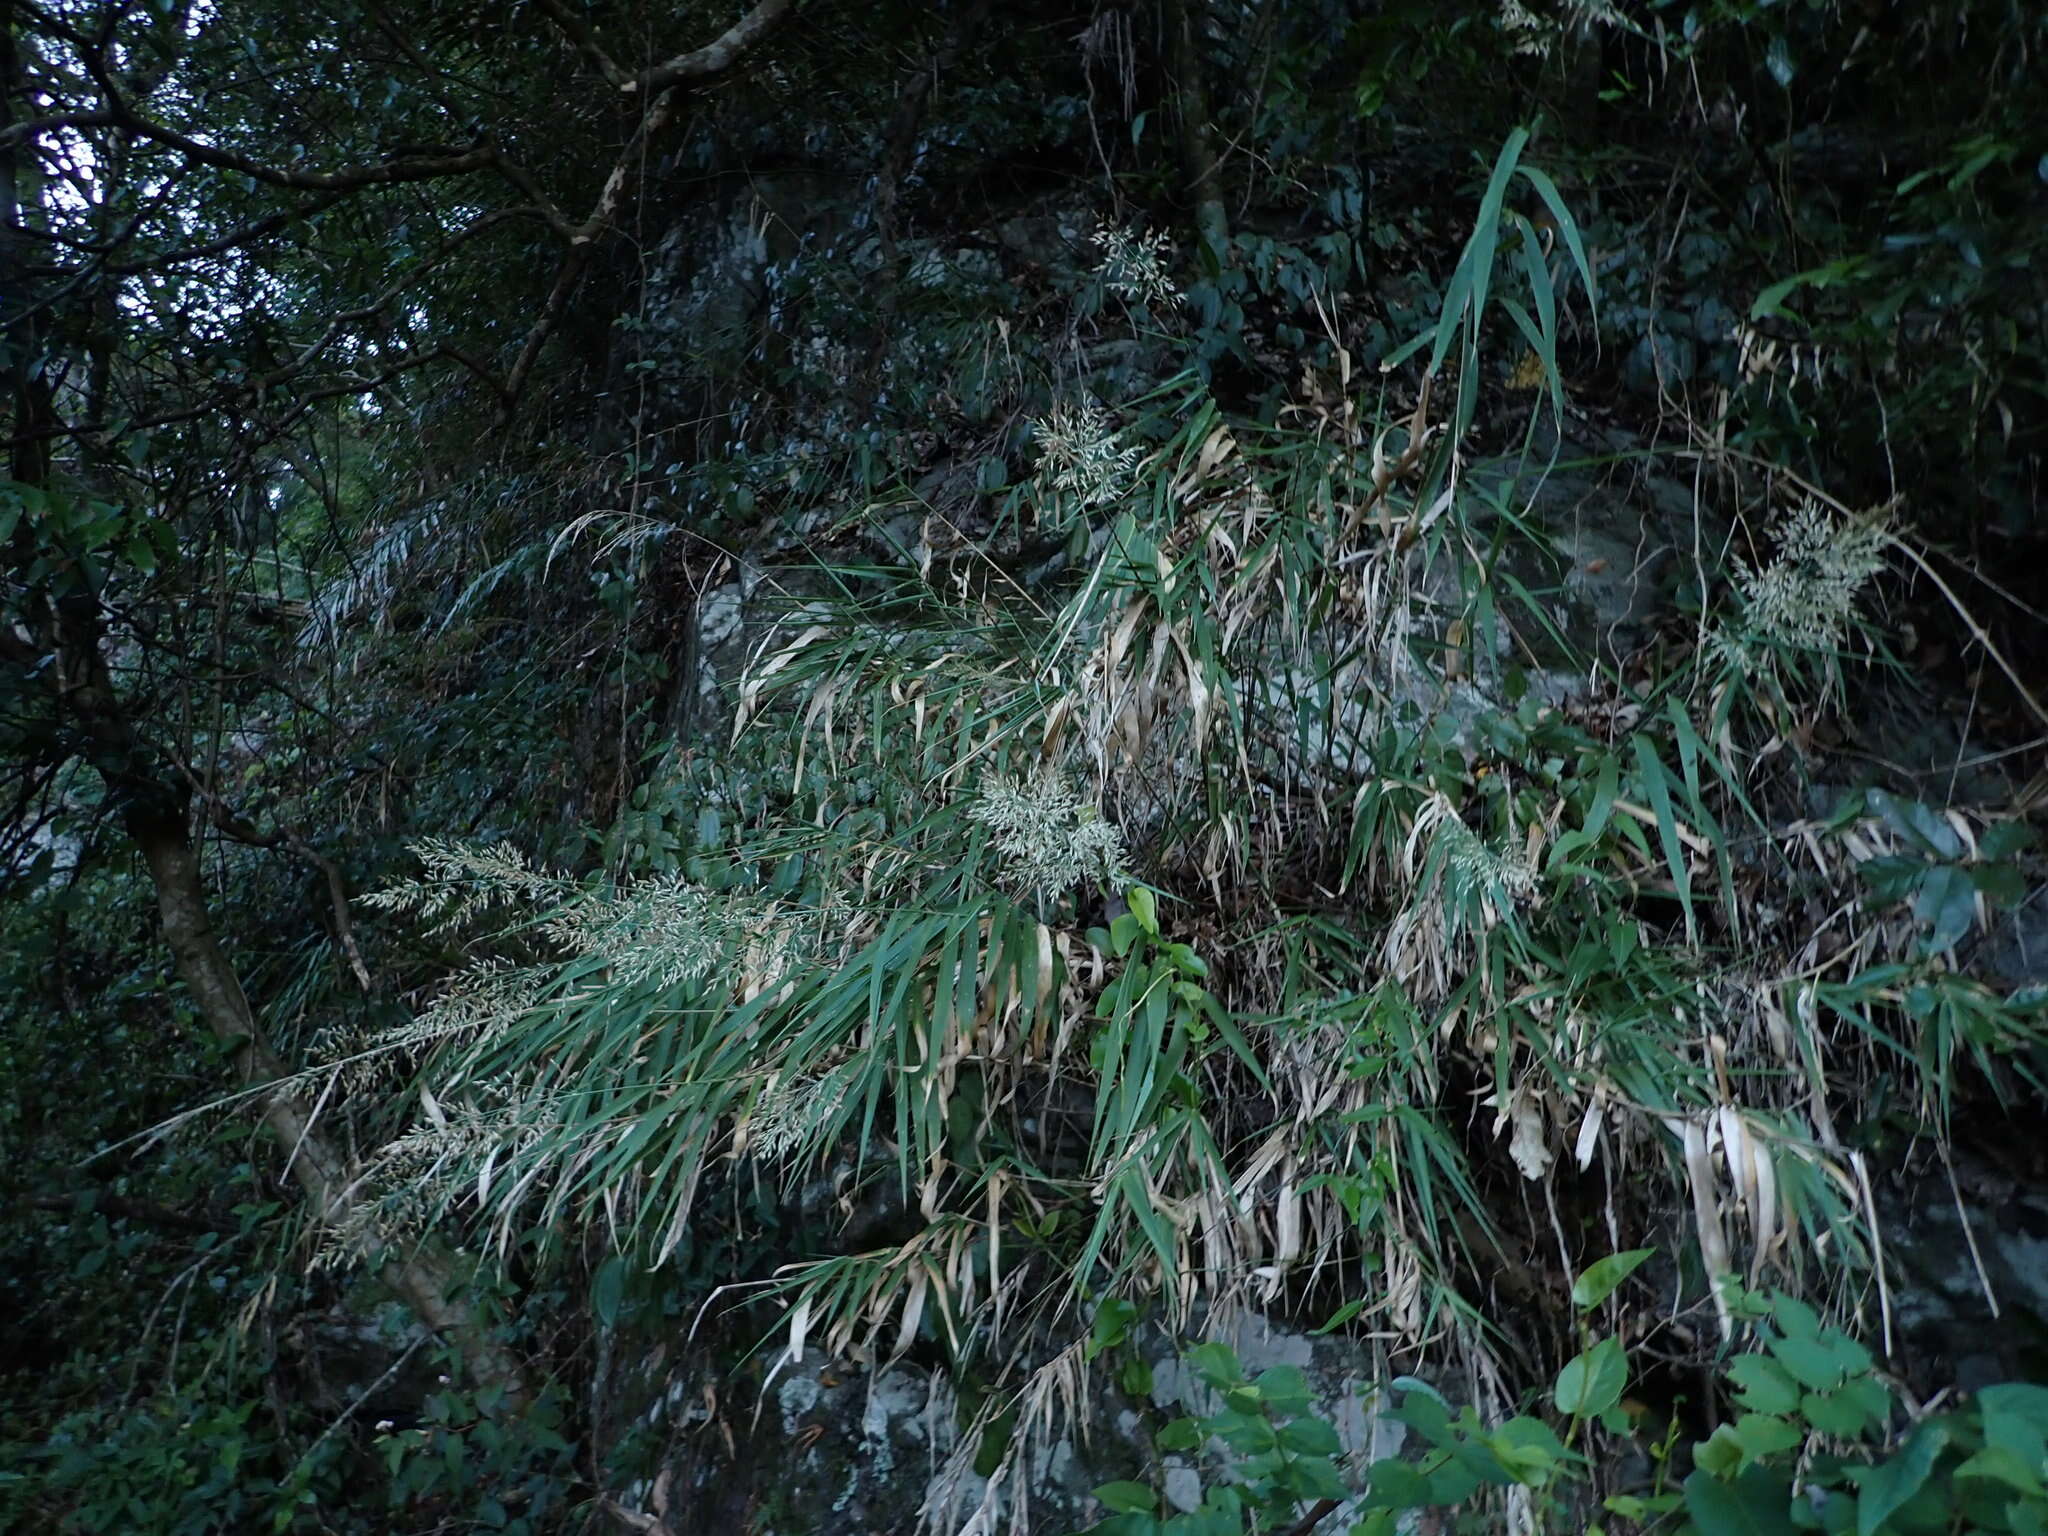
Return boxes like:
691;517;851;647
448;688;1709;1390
1081;1271;2048;1536
3;0;2045;1531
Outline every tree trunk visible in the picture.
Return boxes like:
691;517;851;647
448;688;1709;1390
123;795;528;1403
1163;0;1228;266
3;22;522;1393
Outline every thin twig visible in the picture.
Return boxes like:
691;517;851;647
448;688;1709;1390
1885;534;2048;732
1943;1151;1999;1320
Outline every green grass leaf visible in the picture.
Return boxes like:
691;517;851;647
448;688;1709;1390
1571;1248;1654;1309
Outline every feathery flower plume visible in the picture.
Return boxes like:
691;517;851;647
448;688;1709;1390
1032;403;1143;514
1091;224;1182;308
970;765;1127;894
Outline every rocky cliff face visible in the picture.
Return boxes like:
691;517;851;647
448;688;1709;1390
610;1311;1418;1536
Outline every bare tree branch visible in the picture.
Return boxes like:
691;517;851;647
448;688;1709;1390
0;110;116;148
91;83;502;191
636;0;798;96
104;193;352;274
11;0;797;445
5;344;498;449
29;1192;227;1235
55;18;535;199
531;0;635;90
498;0;796;414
